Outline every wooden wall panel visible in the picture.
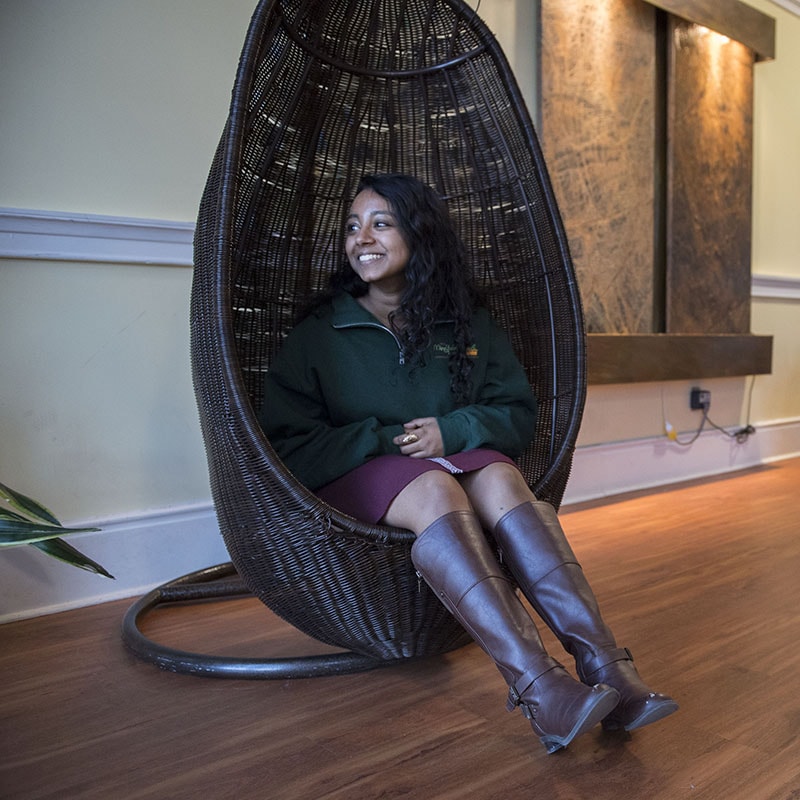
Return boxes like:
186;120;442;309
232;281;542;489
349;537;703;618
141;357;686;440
539;0;773;382
665;20;755;334
541;0;657;334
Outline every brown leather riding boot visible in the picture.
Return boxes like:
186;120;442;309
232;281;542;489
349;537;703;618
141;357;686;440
411;511;619;753
493;501;678;732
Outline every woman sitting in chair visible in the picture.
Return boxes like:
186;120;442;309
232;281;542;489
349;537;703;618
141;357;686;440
260;173;677;754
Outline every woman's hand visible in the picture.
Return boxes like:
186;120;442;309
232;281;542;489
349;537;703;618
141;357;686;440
393;417;444;458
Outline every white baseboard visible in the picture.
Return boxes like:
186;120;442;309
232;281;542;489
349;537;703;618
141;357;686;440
563;415;800;506
3;417;798;623
0;504;228;624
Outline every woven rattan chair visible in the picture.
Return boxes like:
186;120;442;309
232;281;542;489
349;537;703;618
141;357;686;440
123;0;586;678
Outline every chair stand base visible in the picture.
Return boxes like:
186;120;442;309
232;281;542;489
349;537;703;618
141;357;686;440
121;563;408;679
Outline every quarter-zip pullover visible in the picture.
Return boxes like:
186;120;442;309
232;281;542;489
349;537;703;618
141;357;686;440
260;292;538;491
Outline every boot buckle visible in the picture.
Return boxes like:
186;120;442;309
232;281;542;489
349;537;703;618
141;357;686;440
507;687;538;719
506;662;556;712
506;687;521;712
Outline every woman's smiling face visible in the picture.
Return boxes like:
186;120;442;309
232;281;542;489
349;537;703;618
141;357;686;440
345;188;411;293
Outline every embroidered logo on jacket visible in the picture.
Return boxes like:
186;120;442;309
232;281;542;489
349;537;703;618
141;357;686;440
433;342;478;358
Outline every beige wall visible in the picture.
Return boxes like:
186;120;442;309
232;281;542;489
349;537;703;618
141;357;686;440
750;0;800;280
1;0;798;526
1;1;257;521
0;0;253;218
746;0;800;438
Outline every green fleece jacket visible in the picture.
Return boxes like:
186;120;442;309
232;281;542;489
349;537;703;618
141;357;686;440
259;292;537;490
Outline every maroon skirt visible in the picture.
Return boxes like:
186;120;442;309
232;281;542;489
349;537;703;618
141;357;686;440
315;448;517;524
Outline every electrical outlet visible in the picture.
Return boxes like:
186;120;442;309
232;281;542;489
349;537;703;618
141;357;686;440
690;388;711;411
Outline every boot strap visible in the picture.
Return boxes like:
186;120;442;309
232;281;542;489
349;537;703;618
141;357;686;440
582;647;633;678
505;659;560;712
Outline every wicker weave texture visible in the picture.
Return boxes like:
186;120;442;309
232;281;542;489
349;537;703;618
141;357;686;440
191;0;586;660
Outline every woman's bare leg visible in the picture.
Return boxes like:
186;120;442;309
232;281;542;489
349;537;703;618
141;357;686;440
381;469;472;533
458;461;536;530
382;461;535;534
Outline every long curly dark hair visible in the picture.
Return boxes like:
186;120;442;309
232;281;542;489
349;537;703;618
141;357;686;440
321;173;481;405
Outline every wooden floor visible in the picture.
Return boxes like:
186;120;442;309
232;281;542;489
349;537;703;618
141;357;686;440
3;458;800;800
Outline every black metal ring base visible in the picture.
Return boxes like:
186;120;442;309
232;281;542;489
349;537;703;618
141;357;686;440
121;563;405;679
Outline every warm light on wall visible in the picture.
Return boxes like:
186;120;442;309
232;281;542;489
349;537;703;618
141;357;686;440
676;23;732;51
703;26;730;86
675;23;740;91
694;25;731;45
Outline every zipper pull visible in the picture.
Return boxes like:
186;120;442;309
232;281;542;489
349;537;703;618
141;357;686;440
415;569;422;593
399;350;405;366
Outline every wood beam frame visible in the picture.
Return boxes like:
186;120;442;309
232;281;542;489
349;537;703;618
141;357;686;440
643;0;776;59
587;333;773;384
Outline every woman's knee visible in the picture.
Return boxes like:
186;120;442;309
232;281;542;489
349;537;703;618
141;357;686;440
462;461;530;497
459;461;535;528
381;470;470;533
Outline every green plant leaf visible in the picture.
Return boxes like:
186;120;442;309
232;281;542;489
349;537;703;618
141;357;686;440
0;507;34;524
0;518;100;546
0;480;110;577
31;538;114;579
0;481;61;526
